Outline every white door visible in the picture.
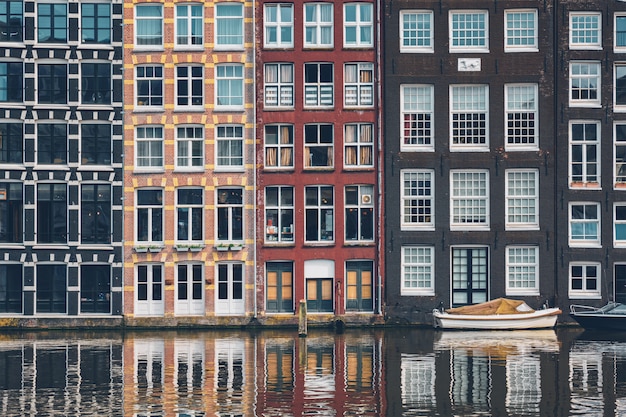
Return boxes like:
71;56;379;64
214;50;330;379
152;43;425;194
215;263;244;315
135;264;164;316
175;263;205;315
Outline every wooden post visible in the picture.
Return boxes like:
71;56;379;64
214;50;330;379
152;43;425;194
298;299;307;337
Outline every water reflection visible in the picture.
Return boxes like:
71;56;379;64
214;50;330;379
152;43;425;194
4;328;626;416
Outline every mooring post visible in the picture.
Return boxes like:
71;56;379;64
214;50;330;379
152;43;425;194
298;299;307;337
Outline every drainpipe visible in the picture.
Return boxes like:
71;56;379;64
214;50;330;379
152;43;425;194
375;0;383;315
252;0;258;320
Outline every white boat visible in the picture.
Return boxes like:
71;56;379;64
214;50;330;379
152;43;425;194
432;298;562;330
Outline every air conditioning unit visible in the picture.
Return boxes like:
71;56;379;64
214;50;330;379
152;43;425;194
362;194;372;204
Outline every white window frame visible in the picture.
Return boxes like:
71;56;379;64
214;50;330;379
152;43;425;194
615;203;626;247
401;246;435;296
569;202;601;247
135;64;164;110
615;63;626;112
264;3;294;48
615;123;626;187
616;13;626;52
215;124;244;171
344;63;373;108
215;3;244;50
135;125;164;172
216;188;243;243
303;3;333;48
505;83;538;150
304;123;334;169
174;3;203;49
568;262;601;299
265;185;294;244
264;63;294;108
175;187;204;244
264;124;294;169
569;61;601;107
401;84;434;151
215;64;244;110
135;188;164;245
569;121;600;188
450;85;489;151
504;9;538;52
569;12;601;50
401;169;434;230
175;64;204;109
343;3;373;48
400;10;433;53
344;123;374;168
134;4;163;50
175;125;204;172
505;246;539;296
135;264;164;316
304;62;333;108
449;10;489;53
450;170;490;230
505;169;539;230
304;185;334;243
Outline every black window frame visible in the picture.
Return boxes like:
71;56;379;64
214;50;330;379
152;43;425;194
36;264;66;313
0;62;22;102
0;263;22;313
37;3;67;43
37;183;67;244
0;1;23;42
80;264;111;314
81;3;111;44
81;62;111;105
37;123;67;164
0;122;23;164
38;63;67;104
0;182;22;244
81;123;111;165
81;183;111;244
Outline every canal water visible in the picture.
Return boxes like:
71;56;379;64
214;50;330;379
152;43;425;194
0;327;623;416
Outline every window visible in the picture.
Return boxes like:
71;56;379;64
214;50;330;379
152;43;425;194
266;262;293;312
81;184;111;244
81;3;111;44
450;85;488;150
617;14;626;51
305;185;333;242
264;4;293;48
136;125;163;169
81;63;111;105
615;123;626;186
450;170;489;229
265;186;294;243
401;246;434;296
304;63;333;107
0;182;22;243
216;188;243;242
136;65;163;108
570;62;600;107
616;64;626;110
264;63;294;108
570;12;601;49
215;3;243;49
304;124;333;168
344;123;373;167
505;170;538;230
36;264;66;313
401;85;433;151
216;125;243;169
569;263;600;298
400;10;432;53
449;11;488;52
38;64;67;104
136;189;163;244
401;170;433;229
0;122;22;164
136;264;164;315
81;123;111;166
37;183;67;244
175;4;203;48
615;204;626;246
569;121;600;187
0;1;23;42
504;9;537;51
265;125;293;169
0;264;22;313
80;265;110;314
304;3;333;48
176;188;203;243
569;202;600;246
176;263;204;315
344;63;373;107
506;246;539;295
345;185;374;242
37;123;66;164
135;4;163;47
345;260;373;311
176;125;204;170
215;64;244;108
176;65;203;108
505;84;537;149
344;3;372;48
0;62;21;102
37;3;67;43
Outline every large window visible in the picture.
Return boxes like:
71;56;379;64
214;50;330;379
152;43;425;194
0;263;22;313
401;170;433;229
615;204;626;246
401;85;433;151
0;182;22;244
345;260;373;311
569;121;599;187
81;184;111;244
81;123;111;166
37;123;66;164
569;12;601;50
37;184;67;244
570;62;601;107
136;65;164;108
344;123;373;168
0;1;23;42
215;3;243;49
264;125;293;169
505;84;537;149
36;264;66;313
0;62;22;102
266;262;293;312
506;246;539;295
216;188;243;242
450;170;489;229
176;65;203;108
176;125;204;170
82;3;111;44
0;122;22;164
569;263;600;298
616;123;626;186
305;185;333;243
175;4;203;48
80;265;110;314
135;4;163;47
216;125;244;169
616;64;626;110
504;9;537;52
450;85;488;150
81;63;111;105
264;3;293;48
616;14;626;51
304;3;333;48
569;202;600;247
345;185;374;242
176;188;203;243
216;64;244;108
304;124;333;168
449;11;488;52
400;10;432;53
344;63;373;107
176;263;204;315
136;125;163;169
505;170;538;230
265;186;294;243
136;189;163;244
401;246;434;296
304;63;333;107
37;3;67;43
343;3;372;48
38;64;67;104
264;63;294;108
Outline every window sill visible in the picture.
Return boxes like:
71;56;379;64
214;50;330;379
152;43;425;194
570;182;601;190
77;245;114;250
264;242;295;247
173;46;205;52
77;165;114;171
0;244;25;249
303;167;335;171
214;167;245;173
34;44;70;49
212;107;245;113
77;44;115;50
173;168;205;173
173;107;205;112
133;169;166;174
33;165;70;171
342;166;375;171
33;104;70;110
213;46;245;52
133;47;165;53
263;106;295;111
175;244;205;252
132;107;165;113
568;102;602;109
0;163;25;170
32;245;70;250
77;105;115;111
303;242;335;247
569;242;602;248
344;241;375;247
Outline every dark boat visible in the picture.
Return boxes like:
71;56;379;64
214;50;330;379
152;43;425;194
570;302;626;331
